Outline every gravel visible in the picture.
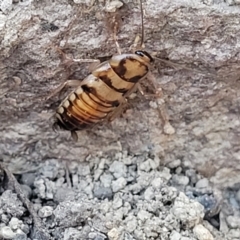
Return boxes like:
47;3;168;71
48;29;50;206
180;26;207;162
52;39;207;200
0;154;230;239
1;0;240;239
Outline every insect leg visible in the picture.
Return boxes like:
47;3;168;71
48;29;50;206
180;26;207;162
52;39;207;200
111;13;122;55
107;99;128;122
143;73;175;135
45;79;82;101
129;35;143;52
56;47;100;70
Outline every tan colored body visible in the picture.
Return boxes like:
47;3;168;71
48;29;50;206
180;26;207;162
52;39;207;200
54;51;153;134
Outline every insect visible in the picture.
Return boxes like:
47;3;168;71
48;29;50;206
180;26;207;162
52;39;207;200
49;0;175;140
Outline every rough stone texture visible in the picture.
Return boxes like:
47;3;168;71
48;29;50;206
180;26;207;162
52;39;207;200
0;0;240;239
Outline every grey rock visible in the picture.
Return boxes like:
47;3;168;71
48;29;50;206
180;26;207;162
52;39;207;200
112;177;127;193
196;194;220;217
33;179;46;199
55;188;76;202
93;186;113;200
185;169;198;184
44;179;56;199
107;228;121;240
193;224;214;240
0;0;12;14
20;173;36;187
139;159;152;172
160;186;178;204
144;187;155;201
55;177;65;187
226;215;240;229
20;224;30;235
167;159;181;169
63;227;83;240
228;229;240;239
151;177;163;189
100;173;114;188
20;184;32;199
159;167;172;182
169;231;181;240
172;175;189;188
38;206;53;218
0;226;16;239
72;174;79;187
77;164;90;177
171;192;204;229
53;200;93;227
1;214;9;224
124;215;137;233
236;189;240;202
0;190;26;217
137;210;152;222
14;229;27;240
219;211;229;233
175;167;182;174
112;195;123;209
40;160;60;179
88;232;108;240
9;217;22;230
109;161;127;178
196;178;209;189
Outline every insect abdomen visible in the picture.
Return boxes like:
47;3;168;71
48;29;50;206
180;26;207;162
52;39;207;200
54;53;150;133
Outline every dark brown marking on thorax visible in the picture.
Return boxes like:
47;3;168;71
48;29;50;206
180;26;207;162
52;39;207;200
99;74;129;94
112;57;148;83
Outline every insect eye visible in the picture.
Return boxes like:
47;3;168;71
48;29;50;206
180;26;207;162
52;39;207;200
135;50;154;62
135;50;145;57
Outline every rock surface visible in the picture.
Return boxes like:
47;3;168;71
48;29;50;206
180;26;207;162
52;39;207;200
0;0;240;239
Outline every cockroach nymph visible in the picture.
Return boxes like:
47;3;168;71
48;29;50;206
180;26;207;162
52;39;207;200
49;0;175;140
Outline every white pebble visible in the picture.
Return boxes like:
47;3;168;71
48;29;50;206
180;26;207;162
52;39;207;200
108;228;120;240
0;226;16;239
112;177;127;192
9;217;21;230
38;206;53;218
193;224;214;240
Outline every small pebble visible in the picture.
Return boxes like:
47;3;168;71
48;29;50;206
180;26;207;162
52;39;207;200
1;214;9;224
193;224;214;240
105;0;123;13
77;164;90;177
172;175;189;187
108;228;120;240
228;229;240;238
9;217;21;230
93;186;113;200
20;184;32;199
137;210;152;222
170;230;181;240
196;178;209;189
151;177;163;189
14;229;27;240
112;177;127;192
226;215;240;229
21;173;36;187
100;173;114;188
144;187;155;201
113;196;123;209
38;206;53;218
0;226;16;239
185;169;198;184
0;0;12;14
236;189;240;202
167;159;181;169
109;161;127;178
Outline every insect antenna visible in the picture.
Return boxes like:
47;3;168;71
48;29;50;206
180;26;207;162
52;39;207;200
139;0;145;49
